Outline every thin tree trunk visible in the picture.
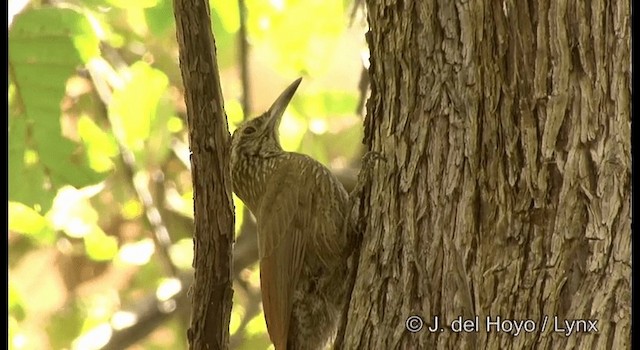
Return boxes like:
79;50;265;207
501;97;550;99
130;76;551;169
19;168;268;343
173;0;235;349
343;0;630;349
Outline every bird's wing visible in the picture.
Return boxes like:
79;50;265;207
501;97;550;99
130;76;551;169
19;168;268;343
257;158;308;350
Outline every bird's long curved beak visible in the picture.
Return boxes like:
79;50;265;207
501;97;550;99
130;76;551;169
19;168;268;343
267;78;302;130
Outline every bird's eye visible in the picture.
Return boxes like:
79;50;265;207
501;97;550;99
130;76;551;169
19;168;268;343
243;126;257;135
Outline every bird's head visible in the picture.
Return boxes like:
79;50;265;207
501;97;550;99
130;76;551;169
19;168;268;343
231;78;302;160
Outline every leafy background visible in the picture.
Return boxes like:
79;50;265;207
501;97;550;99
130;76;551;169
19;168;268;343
8;0;367;349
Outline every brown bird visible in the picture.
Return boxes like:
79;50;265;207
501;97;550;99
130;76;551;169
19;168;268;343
230;78;354;349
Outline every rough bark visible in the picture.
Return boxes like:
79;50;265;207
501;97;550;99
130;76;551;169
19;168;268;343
173;0;235;349
344;0;630;349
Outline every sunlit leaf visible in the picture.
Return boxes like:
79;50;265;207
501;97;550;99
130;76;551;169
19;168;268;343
121;199;143;220
296;91;359;118
180;190;195;218
229;304;243;335
167;116;184;133
233;194;245;232
210;0;239;67
227;99;245;131
245;312;269;338
125;7;149;37
246;0;345;76
109;61;169;154
211;0;240;32
84;229;118;261
8;201;55;243
9;284;26;322
78;115;119;173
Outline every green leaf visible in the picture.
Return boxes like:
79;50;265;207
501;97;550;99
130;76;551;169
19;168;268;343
46;301;85;350
104;0;159;9
9;8;106;211
210;0;239;68
9;8;100;62
8;116;54;211
35;128;103;189
145;0;175;35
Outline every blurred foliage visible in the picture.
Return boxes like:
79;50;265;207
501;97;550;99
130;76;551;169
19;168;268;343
8;0;366;349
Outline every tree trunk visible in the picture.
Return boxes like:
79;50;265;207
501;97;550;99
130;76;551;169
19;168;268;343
173;0;235;349
344;0;630;349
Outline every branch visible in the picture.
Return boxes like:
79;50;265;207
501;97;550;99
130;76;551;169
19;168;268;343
173;0;235;348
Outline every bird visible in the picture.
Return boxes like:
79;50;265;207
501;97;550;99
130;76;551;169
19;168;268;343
230;78;355;349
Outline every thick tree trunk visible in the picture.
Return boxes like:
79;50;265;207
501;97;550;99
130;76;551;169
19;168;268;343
344;0;630;349
173;0;235;349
